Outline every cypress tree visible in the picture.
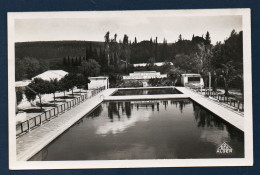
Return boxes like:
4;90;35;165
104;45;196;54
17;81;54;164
205;31;211;45
67;56;70;66
63;57;67;66
71;58;74;66
79;57;82;65
75;57;78;66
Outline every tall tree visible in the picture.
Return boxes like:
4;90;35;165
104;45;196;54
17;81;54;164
80;59;101;77
104;31;110;67
178;34;182;41
205;31;211;45
122;34;130;71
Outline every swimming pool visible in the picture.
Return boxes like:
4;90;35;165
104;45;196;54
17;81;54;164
30;99;244;161
112;88;182;96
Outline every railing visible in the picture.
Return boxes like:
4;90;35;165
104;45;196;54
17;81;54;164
16;86;106;138
186;84;244;112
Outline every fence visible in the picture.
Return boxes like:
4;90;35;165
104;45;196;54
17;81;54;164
16;86;106;138
186;84;244;112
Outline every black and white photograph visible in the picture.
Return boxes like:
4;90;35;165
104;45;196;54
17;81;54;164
8;9;253;169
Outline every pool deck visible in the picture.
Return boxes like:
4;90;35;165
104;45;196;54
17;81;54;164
16;86;244;161
175;87;244;131
16;88;117;161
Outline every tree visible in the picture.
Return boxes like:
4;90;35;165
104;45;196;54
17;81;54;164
74;74;91;93
46;79;60;105
67;56;70;66
63;73;77;96
104;31;110;67
25;78;48;110
211;30;243;94
205;31;211;45
80;59;101;77
58;78;67;98
147;57;155;70
178;34;182;41
167;67;183;86
122;34;130;71
63;57;67;66
104;31;110;43
194;43;213;87
173;54;198;73
217;61;237;96
15;57;49;81
114;33;117;42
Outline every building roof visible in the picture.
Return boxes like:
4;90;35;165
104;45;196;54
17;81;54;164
15;80;31;87
181;73;201;77
133;62;173;67
32;70;68;81
89;76;109;80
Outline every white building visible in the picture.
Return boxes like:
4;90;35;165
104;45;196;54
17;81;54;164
181;74;204;87
15;80;31;88
133;62;173;67
123;71;167;80
32;70;68;81
88;76;109;90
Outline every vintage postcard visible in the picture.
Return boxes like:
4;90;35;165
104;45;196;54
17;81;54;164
8;9;253;169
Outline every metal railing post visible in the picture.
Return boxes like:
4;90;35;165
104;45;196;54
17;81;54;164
27;120;30;133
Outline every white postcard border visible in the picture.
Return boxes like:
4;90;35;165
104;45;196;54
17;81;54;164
8;9;253;169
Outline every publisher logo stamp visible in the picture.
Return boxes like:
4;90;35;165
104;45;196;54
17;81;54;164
216;142;232;154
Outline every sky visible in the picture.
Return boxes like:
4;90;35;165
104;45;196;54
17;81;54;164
15;14;242;45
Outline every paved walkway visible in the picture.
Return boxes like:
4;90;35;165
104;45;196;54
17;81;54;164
175;87;244;131
16;88;116;161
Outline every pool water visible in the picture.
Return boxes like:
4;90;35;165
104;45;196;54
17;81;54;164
112;88;181;96
30;99;244;161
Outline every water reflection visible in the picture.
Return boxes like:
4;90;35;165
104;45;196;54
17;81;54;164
193;104;225;129
88;105;103;119
30;99;244;161
95;109;152;135
113;88;181;96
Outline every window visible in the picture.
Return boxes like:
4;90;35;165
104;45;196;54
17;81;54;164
188;77;200;82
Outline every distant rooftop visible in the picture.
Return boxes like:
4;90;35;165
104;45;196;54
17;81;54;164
32;70;68;81
181;73;201;76
133;62;173;67
89;76;109;80
15;80;31;87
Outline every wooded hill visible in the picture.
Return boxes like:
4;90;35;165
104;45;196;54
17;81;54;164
15;41;104;61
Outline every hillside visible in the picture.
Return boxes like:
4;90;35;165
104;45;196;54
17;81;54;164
15;41;105;61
